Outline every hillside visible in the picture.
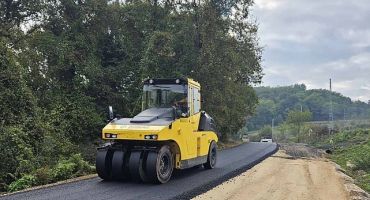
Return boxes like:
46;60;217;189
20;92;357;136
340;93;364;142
247;84;370;131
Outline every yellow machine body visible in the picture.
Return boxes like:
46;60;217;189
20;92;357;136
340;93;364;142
102;78;218;169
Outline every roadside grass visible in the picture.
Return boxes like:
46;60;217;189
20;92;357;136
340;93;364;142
330;141;370;193
5;154;95;193
313;129;370;193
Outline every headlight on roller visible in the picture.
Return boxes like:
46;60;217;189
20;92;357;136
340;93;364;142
144;134;158;140
105;133;117;138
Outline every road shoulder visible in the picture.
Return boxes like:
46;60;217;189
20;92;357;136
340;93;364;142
193;147;359;200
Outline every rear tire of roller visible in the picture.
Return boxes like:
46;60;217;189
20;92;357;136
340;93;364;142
145;145;173;184
204;141;217;169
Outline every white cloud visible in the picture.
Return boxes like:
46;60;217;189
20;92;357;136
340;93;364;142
262;52;370;102
252;0;370;102
254;0;283;10
361;84;370;90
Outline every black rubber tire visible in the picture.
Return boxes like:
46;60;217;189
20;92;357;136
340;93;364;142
145;151;159;183
111;150;127;180
96;149;113;180
128;151;143;182
204;141;217;169
139;151;150;183
145;145;174;184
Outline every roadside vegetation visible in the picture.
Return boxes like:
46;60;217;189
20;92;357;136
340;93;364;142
0;0;262;193
5;154;95;192
314;129;370;192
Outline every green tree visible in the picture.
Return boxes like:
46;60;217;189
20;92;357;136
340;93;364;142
0;38;41;190
259;125;272;140
192;0;261;139
247;99;276;130
276;122;290;142
286;110;312;142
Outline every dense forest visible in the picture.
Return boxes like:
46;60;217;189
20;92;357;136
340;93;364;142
0;0;262;192
247;84;370;131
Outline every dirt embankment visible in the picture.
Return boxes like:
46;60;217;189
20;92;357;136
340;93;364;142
193;144;367;200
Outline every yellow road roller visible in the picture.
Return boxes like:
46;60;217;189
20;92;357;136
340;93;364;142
96;78;219;183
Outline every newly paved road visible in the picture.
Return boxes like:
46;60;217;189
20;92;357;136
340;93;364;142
1;142;278;200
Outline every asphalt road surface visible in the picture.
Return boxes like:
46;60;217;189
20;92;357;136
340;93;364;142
1;142;278;200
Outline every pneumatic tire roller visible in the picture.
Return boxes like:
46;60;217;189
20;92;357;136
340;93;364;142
96;78;219;183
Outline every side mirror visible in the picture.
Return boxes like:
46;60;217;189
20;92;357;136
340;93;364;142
108;106;114;120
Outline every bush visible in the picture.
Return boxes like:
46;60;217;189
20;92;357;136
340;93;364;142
52;161;77;182
52;154;94;182
5;154;95;192
68;154;95;176
0;126;36;190
352;142;370;172
34;167;52;185
16;159;35;176
259;125;272;139
357;174;370;192
8;175;36;192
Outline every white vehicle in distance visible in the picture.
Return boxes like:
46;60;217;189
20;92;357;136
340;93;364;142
260;138;273;143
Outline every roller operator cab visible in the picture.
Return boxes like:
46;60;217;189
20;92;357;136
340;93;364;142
96;78;219;183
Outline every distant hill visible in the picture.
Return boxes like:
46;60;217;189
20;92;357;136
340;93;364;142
247;84;370;131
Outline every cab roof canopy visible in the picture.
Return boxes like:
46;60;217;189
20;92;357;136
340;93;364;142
143;78;200;88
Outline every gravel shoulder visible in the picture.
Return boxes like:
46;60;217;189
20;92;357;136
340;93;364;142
193;146;352;200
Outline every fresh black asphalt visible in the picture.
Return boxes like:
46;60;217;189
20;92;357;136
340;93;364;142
1;142;278;200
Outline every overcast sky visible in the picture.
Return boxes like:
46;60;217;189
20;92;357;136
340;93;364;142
251;0;370;102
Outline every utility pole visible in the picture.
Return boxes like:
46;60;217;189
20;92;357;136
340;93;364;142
329;78;334;134
300;105;303;112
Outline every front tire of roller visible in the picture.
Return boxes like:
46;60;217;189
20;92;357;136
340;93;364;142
111;150;127;180
204;141;217;169
128;151;143;182
96;149;113;180
127;151;151;183
145;145;173;184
